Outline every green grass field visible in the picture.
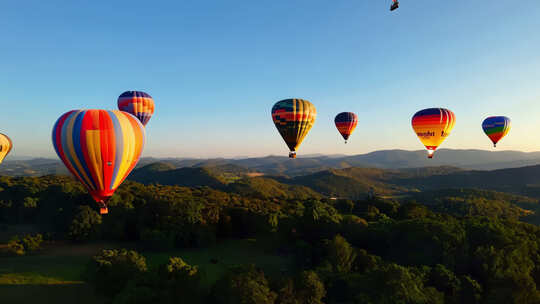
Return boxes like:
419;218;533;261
146;238;293;287
0;238;292;303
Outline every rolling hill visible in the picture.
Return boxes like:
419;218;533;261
394;164;540;198
5;149;540;177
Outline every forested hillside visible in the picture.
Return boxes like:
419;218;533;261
2;167;540;303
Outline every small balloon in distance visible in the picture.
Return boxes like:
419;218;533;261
335;112;358;144
482;116;511;148
118;91;155;126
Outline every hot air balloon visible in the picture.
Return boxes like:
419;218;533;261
0;133;12;164
118;91;155;126
271;98;317;158
390;0;399;11
411;108;455;159
52;110;145;214
335;112;358;144
482;116;511;147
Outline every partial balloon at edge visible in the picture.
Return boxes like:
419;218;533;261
0;133;12;164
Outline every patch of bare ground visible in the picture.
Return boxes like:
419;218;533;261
246;172;264;177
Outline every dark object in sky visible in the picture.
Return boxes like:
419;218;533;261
390;0;399;11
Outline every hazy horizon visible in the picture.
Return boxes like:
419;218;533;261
2;1;539;159
7;148;540;162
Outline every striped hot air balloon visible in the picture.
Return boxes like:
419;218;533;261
118;91;155;126
335;112;358;143
0;133;12;164
271;98;317;158
411;108;456;159
482;116;511;147
52;110;145;214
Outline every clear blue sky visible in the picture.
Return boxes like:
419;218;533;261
1;0;539;158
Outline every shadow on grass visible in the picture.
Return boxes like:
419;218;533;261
0;283;105;304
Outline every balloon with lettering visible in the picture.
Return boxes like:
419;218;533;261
271;98;317;158
411;108;455;158
52;110;145;214
482;116;511;147
334;112;358;143
117;91;155;126
0;133;12;164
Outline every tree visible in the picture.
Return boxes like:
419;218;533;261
397;202;430;219
210;265;277;304
296;271;326;304
6;236;25;256
6;233;44;255
276;279;300;304
428;264;463;304
160;257;203;303
459;275;482;304
113;257;204;304
326;235;357;273
336;264;444;304
85;249;148;297
21;233;43;252
335;199;354;214
68;205;102;241
353;249;382;273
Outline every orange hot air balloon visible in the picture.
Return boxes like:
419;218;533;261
411;108;455;159
52;110;145;214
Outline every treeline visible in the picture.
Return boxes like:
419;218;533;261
2;175;540;303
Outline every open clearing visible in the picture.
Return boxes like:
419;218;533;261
0;238;292;303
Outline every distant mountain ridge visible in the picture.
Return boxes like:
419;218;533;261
127;161;540;200
3;149;540;176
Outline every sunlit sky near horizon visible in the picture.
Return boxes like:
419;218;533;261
1;0;539;159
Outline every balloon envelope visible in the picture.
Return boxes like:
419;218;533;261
411;108;455;158
271;99;317;158
334;112;358;142
52;110;145;214
482;116;510;147
118;91;155;126
0;133;12;164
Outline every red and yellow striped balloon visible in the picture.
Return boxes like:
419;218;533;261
411;108;455;158
334;112;358;143
52;110;145;214
118;91;155;126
